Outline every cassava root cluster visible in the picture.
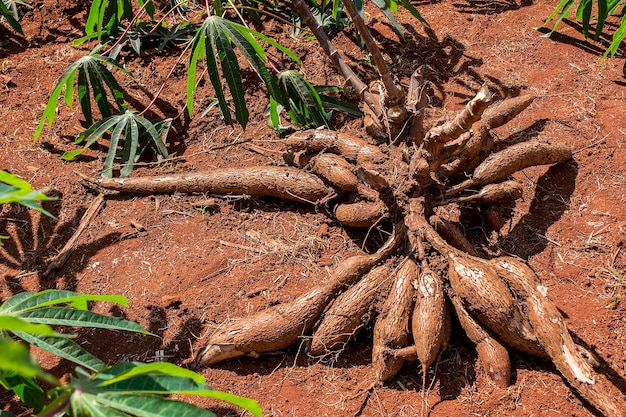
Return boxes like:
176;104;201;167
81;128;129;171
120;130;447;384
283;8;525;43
90;86;624;416
85;0;625;413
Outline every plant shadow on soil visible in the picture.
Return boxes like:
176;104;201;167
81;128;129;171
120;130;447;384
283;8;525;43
0;193;122;293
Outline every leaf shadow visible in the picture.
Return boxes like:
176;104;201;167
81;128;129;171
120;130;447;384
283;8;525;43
1;194;122;294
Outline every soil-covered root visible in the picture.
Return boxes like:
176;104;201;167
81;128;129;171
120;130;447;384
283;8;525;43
90;166;333;203
196;225;404;367
310;153;359;191
334;200;388;228
446;141;572;196
491;257;626;417
372;256;419;382
309;265;392;356
286;129;386;163
449;292;511;388
447;253;545;357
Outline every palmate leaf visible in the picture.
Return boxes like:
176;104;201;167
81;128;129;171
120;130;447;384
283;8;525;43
268;72;362;131
187;16;292;127
34;52;131;142
52;361;263;417
0;170;56;218
277;70;330;127
0;290;152;372
63;111;168;178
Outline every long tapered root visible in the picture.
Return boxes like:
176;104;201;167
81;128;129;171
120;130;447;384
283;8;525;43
91;166;334;203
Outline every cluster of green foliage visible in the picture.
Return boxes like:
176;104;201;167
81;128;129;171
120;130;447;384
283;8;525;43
5;0;428;178
31;0;364;178
0;290;262;417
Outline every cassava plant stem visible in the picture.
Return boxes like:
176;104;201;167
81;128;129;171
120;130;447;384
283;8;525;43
291;0;383;120
341;0;404;106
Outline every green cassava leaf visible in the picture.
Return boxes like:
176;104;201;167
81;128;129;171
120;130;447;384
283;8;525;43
0;171;56;218
0;289;128;313
34;53;132;142
0;0;24;34
13;331;105;372
0;316;61;337
0;370;45;409
98;362;205;386
76;393;218;417
19;307;151;335
0;340;58;386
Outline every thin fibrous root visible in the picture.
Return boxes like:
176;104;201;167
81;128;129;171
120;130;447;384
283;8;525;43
286;129;386;164
445;140;572;197
88;166;333;204
309;264;393;356
195;223;405;367
426;83;492;144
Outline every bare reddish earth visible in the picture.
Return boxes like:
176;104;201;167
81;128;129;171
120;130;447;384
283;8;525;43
1;0;625;416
